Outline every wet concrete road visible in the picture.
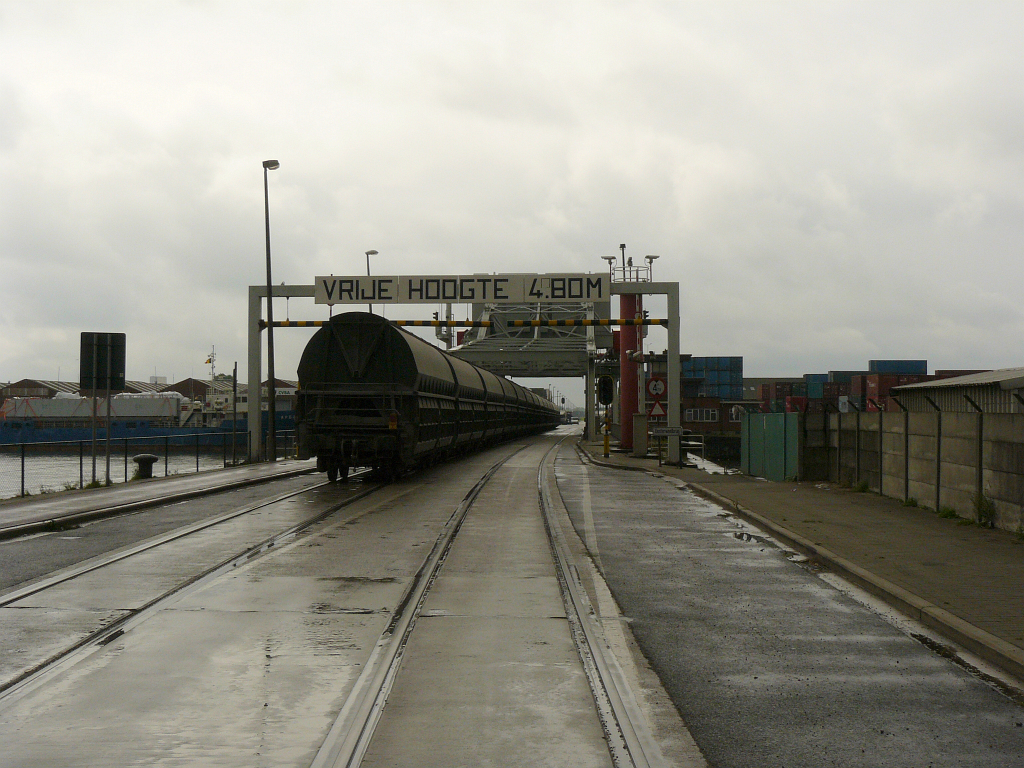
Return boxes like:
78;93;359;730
555;445;1024;767
1;437;647;767
360;440;612;768
0;475;325;592
0;456;487;766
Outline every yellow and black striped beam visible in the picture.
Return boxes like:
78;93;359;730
508;318;668;327
262;320;492;329
261;318;667;329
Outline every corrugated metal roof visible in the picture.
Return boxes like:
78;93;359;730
22;379;81;394
126;380;164;393
894;367;1024;392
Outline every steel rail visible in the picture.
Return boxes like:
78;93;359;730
537;437;668;768
0;474;354;608
0;473;382;702
310;447;524;768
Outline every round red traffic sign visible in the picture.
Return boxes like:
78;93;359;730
646;376;666;399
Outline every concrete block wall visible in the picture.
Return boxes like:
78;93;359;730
818;411;1024;533
985;414;1024;531
880;415;907;499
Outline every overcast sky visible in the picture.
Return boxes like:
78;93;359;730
2;1;1022;403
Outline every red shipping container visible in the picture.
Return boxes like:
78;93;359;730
785;396;808;413
822;382;850;397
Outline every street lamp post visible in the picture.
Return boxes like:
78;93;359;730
263;159;280;462
365;250;377;313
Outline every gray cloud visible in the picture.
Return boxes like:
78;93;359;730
1;1;1022;402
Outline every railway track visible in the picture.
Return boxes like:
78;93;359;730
312;436;667;768
0;433;670;767
0;470;379;701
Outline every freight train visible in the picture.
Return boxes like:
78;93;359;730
295;312;560;480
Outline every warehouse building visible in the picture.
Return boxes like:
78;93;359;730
892;367;1024;413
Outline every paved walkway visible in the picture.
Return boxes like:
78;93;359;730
0;459;315;539
578;439;1024;683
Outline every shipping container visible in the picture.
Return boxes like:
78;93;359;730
828;370;868;384
934;369;990;378
785;396;808;413
804;373;829;384
864;373;931;400
769;382;795;400
868;359;927;375
822;381;850;397
807;381;824;399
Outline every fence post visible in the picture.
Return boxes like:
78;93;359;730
80;440;85;490
905;410;910;502
924;396;941;511
124;438;129;482
164;436;169;477
20;443;26;497
964;395;984;508
835;411;841;484
878;409;883;494
195;433;200;473
855;409;861;486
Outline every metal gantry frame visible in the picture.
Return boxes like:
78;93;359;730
611;281;682;464
247;280;681;464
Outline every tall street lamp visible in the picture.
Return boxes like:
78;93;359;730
365;249;377;313
263;159;280;462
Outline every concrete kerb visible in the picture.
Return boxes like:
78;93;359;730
575;441;1024;684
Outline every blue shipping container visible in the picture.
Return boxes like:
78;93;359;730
868;359;927;375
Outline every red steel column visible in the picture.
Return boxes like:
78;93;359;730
619;293;638;449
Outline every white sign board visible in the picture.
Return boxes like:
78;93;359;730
314;273;608;305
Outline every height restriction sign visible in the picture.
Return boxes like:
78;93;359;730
646;376;666;399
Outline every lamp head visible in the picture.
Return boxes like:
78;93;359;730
263;160;280;170
366;249;378;256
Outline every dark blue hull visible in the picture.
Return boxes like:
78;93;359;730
0;413;295;446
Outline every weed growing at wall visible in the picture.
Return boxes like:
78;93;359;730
973;494;996;528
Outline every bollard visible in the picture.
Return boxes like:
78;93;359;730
132;454;159;480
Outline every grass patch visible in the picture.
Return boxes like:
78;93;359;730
855;481;869;493
902;497;918;507
973;494;996;528
937;507;959;519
